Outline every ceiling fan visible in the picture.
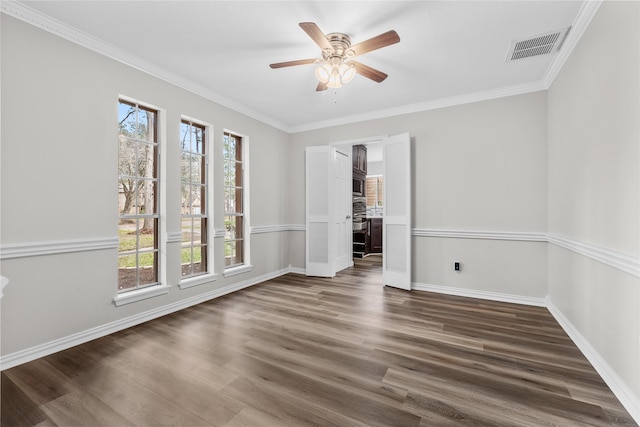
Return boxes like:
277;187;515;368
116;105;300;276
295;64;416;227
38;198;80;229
270;22;400;91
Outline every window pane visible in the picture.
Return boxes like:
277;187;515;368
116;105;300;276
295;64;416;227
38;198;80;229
224;241;236;267
224;135;235;160
138;251;157;285
224;215;234;240
182;217;194;243
118;254;137;290
181;154;191;183
233;216;243;239
118;138;137;176
181;183;190;212
233;161;243;187
118;219;137;254
224;187;234;213
193;246;205;274
180;122;190;151
135;180;157;215
190;154;202;183
137;108;156;142
189;187;201;215
223;160;233;186
118;103;136;137
181;248;193;277
192;126;203;154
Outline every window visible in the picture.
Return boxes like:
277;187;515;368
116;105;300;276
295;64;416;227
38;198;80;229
366;176;384;208
223;132;245;268
180;120;208;279
117;100;159;291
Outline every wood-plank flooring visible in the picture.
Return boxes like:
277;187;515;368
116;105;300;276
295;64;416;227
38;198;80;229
2;255;636;426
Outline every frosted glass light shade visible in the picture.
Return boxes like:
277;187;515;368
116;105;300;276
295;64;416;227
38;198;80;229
340;63;356;83
314;64;332;83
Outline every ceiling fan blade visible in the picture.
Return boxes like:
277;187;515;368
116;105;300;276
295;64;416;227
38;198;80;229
316;82;328;92
349;30;400;56
270;58;318;69
352;61;388;83
299;22;332;51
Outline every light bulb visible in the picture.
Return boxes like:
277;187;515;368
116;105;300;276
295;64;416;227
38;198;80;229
327;68;342;88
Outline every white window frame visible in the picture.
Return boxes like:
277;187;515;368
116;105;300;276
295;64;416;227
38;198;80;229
114;95;169;306
223;130;251;277
179;117;218;289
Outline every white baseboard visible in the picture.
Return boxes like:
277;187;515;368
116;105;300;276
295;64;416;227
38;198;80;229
288;266;306;275
547;301;640;425
412;282;548;307
0;266;294;371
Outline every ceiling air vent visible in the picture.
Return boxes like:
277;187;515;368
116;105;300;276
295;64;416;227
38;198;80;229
506;27;571;61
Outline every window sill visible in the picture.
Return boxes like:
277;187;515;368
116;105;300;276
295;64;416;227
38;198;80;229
113;284;170;307
179;273;219;290
223;264;253;278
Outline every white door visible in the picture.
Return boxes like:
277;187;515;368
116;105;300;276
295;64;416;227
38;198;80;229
334;148;351;273
382;133;412;290
305;146;334;277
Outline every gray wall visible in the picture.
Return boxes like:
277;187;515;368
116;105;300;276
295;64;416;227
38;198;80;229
547;1;639;402
290;92;549;300
1;14;292;357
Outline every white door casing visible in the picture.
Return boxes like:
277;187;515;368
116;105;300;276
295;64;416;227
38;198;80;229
382;133;412;290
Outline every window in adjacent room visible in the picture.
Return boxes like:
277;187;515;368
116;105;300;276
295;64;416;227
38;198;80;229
223;131;246;269
117;100;159;291
366;176;384;208
180;120;208;279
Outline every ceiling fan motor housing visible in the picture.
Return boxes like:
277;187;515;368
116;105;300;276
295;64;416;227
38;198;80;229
323;33;354;60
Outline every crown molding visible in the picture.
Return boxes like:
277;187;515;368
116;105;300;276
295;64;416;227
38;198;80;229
542;0;603;88
289;81;548;133
2;0;602;134
0;1;289;132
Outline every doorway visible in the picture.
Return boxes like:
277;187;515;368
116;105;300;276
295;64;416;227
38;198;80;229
305;133;411;289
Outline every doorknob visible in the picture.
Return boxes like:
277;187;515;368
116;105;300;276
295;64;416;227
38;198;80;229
346;215;351;219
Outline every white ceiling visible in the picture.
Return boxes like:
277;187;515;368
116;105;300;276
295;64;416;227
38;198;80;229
9;1;591;132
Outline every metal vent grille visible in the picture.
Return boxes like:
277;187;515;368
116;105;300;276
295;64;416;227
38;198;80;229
507;27;570;61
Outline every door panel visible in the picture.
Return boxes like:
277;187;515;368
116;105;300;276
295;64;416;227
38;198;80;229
306;146;334;277
382;133;412;290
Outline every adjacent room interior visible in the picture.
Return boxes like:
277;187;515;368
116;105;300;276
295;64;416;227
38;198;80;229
1;1;638;425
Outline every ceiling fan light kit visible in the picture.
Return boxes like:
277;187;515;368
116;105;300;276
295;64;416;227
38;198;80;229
270;22;400;91
315;59;356;89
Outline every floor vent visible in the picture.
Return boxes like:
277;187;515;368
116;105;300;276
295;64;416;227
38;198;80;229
506;27;571;61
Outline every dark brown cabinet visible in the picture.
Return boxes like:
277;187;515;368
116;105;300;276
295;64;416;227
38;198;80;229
353;227;369;258
369;218;383;253
352;144;367;175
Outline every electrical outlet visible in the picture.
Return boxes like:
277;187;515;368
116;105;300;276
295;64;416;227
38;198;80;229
454;262;460;271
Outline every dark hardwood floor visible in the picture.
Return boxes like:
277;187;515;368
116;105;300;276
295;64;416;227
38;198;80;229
2;255;636;426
